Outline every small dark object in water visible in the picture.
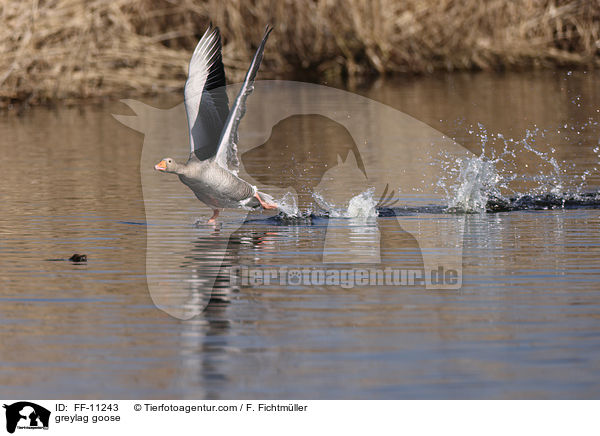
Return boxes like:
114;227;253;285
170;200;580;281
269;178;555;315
68;254;87;262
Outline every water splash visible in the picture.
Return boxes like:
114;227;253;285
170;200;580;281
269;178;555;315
346;188;378;218
276;191;300;217
439;123;505;213
437;119;600;213
446;155;500;213
313;188;378;218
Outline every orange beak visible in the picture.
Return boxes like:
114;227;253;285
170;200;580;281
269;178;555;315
154;160;167;171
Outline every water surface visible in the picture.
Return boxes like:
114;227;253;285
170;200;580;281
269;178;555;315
1;71;599;399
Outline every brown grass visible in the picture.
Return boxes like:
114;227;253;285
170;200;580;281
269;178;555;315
1;0;599;108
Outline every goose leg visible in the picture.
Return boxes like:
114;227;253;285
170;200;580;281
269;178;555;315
207;209;220;223
254;192;278;210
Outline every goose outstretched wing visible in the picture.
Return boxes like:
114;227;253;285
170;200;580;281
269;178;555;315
184;24;229;160
212;25;273;173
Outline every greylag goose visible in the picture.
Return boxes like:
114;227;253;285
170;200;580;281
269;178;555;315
154;24;277;223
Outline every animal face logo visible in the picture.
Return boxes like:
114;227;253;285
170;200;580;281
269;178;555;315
3;402;50;434
114;80;471;319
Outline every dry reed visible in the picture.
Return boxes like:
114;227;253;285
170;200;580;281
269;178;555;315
0;0;598;108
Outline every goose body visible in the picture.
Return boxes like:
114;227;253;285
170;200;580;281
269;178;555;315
154;24;277;223
176;154;269;209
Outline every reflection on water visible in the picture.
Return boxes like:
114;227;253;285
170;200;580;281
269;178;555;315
1;71;600;398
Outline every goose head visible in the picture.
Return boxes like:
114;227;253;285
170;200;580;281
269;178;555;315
154;157;181;174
